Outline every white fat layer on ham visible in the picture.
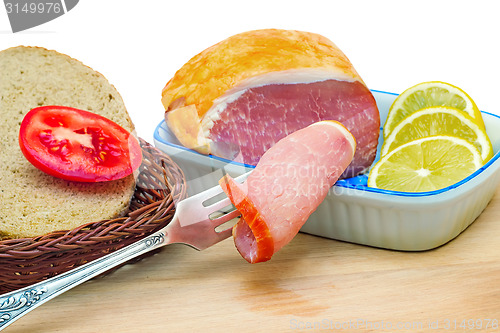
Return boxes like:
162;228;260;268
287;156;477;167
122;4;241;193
309;121;356;153
200;69;359;146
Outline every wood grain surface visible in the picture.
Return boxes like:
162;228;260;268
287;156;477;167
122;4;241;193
5;190;500;333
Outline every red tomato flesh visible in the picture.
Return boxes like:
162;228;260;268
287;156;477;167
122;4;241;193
19;106;142;182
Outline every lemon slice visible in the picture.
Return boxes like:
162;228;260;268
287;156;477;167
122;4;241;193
380;106;493;162
368;135;482;192
383;81;484;138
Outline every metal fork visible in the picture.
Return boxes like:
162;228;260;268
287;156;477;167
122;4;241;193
0;172;249;331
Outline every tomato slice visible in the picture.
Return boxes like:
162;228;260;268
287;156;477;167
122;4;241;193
19;106;142;182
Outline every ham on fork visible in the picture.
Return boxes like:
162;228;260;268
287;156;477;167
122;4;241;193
219;121;356;263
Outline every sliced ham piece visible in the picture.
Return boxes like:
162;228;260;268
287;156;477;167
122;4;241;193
219;120;356;263
162;29;379;178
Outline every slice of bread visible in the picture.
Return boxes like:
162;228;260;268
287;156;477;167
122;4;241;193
0;46;137;240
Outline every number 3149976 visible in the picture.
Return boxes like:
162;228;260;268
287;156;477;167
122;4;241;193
443;319;498;330
5;2;62;14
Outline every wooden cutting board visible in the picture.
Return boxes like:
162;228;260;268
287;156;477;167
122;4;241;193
6;190;500;333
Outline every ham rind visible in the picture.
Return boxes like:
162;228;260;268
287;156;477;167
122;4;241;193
208;79;378;178
219;120;356;263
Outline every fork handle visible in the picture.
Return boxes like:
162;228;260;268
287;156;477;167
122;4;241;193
0;230;167;331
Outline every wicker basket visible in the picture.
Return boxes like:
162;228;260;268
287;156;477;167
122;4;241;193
0;139;187;293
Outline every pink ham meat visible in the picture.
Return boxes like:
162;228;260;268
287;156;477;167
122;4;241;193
209;79;378;178
219;120;356;263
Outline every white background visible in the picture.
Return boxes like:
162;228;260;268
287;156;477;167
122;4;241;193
1;0;499;144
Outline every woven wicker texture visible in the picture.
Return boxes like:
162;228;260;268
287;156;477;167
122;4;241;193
0;139;187;293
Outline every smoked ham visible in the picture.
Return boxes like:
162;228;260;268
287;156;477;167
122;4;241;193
162;29;379;178
219;121;356;263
